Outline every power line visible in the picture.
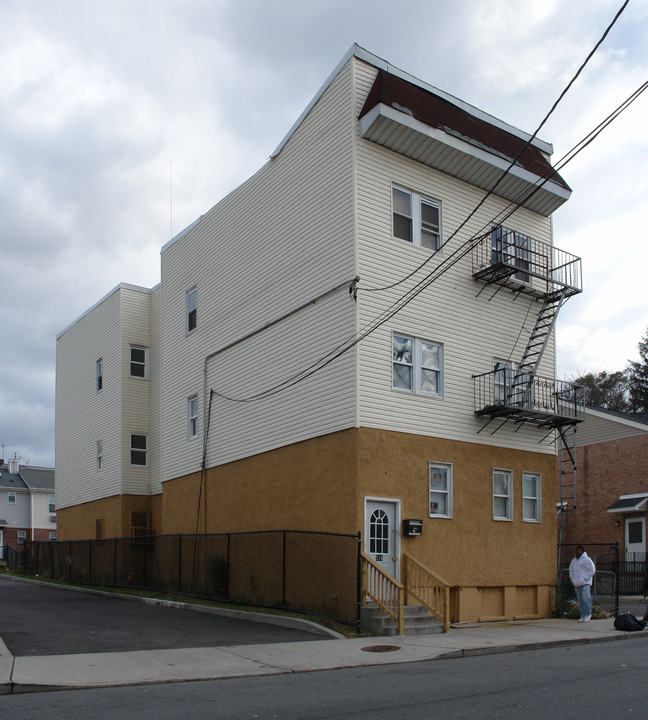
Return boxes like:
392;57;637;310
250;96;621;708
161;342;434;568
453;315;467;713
209;1;637;405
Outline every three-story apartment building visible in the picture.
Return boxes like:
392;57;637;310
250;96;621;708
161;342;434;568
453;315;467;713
56;45;583;622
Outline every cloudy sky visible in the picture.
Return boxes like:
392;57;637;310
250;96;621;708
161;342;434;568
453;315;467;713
1;0;646;467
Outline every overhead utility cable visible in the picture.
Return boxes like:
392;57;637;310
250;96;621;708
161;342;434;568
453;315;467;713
210;1;636;404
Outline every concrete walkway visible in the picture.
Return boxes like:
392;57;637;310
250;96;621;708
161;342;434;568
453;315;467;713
3;614;648;694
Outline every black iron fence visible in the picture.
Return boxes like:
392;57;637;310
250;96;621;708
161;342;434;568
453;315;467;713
21;530;362;626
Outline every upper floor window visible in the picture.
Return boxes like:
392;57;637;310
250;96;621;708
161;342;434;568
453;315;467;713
392;186;441;251
392;333;443;396
96;359;103;391
493;469;513;521
522;472;542;522
186;287;197;333
97;441;103;471
7;492;16;505
130;434;147;466
48;494;56;513
429;462;453;518
188;395;199;439
130;346;149;379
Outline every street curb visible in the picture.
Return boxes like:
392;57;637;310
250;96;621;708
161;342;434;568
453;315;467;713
434;629;648;660
0;574;344;639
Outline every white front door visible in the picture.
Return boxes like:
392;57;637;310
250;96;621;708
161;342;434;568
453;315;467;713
365;499;399;580
625;516;646;560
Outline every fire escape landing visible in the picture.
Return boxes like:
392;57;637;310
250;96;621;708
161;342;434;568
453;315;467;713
472;226;584;430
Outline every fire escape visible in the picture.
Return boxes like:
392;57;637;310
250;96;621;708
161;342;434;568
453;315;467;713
472;226;585;540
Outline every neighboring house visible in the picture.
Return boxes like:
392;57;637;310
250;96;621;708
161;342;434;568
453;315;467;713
55;45;583;622
558;407;648;560
0;457;56;556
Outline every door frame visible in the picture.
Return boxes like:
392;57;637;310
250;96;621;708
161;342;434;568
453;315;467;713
364;496;401;581
624;515;646;560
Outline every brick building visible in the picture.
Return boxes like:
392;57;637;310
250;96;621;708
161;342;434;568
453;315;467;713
558;408;648;560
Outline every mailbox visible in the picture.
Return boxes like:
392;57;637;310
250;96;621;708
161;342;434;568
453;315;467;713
403;519;422;536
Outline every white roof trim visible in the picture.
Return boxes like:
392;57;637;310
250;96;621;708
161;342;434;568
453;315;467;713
359;102;569;202
584;407;648;433
56;282;158;340
271;43;554;159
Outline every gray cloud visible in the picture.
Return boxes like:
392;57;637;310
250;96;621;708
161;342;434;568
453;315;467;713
0;0;646;466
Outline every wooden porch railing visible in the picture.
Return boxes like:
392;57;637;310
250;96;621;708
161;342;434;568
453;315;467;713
361;552;404;635
402;554;451;632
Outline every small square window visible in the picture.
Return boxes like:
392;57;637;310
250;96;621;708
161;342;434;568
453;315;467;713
493;469;513;521
522;472;542;522
130;434;147;466
186;288;197;333
429;462;453;518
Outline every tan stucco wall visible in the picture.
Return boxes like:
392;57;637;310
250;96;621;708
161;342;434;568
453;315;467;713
161;430;359;535
56;494;154;541
56;428;557;621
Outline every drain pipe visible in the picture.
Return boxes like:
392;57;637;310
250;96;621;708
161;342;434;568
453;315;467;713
201;275;360;462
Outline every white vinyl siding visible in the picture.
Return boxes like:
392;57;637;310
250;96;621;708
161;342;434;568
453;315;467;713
55;284;155;509
159;57;358;481
55;287;124;509
353;58;556;456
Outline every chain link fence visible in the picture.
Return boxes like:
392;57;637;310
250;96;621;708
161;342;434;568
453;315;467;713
21;530;362;626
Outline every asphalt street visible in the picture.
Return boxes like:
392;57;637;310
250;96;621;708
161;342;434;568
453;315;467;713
0;576;328;656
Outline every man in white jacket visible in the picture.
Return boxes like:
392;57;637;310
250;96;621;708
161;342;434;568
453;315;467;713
569;546;596;622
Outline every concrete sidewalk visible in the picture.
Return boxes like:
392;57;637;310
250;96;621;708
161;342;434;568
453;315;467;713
3;616;648;694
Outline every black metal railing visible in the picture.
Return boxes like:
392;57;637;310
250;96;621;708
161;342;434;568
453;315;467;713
474;371;584;427
22;530;362;626
472;226;582;299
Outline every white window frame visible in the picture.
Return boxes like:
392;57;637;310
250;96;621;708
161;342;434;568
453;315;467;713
392;332;443;396
96;358;103;391
17;530;26;543
7;492;16;505
48;494;56;513
129;346;149;379
188;395;199;439
429;462;453;518
392;185;442;251
97;441;103;471
493;468;513;521
522;472;542;522
130;434;148;467
49;532;57;542
186;287;197;333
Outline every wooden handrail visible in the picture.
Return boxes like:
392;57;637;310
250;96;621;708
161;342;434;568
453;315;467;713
361;552;404;635
403;554;451;632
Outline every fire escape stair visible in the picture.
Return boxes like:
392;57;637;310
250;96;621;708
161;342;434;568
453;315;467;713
506;291;569;408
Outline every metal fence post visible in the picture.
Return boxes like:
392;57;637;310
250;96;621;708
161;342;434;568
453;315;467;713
356;531;362;630
178;534;182;593
282;530;287;608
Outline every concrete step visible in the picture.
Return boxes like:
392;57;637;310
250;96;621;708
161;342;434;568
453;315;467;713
360;604;444;636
